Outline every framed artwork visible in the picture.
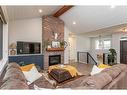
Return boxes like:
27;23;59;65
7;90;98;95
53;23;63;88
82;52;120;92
52;41;60;48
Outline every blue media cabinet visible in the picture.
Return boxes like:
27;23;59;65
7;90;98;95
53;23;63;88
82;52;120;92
9;54;44;69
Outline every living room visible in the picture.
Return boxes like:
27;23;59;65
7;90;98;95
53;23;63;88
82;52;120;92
0;4;127;91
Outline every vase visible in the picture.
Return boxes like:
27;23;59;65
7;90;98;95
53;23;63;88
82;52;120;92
10;49;16;55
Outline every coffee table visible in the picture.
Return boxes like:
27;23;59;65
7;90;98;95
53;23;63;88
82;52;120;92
48;64;82;83
49;68;73;83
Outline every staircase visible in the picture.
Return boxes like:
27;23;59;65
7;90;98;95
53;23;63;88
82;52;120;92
77;52;97;65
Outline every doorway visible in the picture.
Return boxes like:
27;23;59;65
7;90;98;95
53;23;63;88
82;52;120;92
120;40;127;64
68;35;77;63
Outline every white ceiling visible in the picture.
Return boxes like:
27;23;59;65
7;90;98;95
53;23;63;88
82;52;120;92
6;6;61;21
60;6;127;34
6;6;127;34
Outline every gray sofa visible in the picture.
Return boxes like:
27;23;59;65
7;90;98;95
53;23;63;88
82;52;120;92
0;62;29;89
58;64;127;89
0;62;127;89
0;62;55;89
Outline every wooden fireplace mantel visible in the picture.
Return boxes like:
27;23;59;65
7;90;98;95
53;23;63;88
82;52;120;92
46;48;64;51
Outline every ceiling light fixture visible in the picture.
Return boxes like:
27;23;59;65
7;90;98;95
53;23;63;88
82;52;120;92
73;21;76;25
38;9;43;13
110;5;116;8
122;28;127;32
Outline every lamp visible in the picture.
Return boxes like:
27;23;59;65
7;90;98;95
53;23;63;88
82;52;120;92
98;35;103;49
9;43;16;55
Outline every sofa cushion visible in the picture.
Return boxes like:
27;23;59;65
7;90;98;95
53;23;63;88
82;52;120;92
3;67;26;83
103;72;127;89
0;78;29;89
79;72;112;89
113;64;127;71
101;66;122;79
90;65;104;75
57;75;88;88
6;62;21;70
29;74;56;89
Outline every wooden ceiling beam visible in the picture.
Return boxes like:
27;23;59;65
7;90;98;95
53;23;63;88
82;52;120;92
53;5;73;17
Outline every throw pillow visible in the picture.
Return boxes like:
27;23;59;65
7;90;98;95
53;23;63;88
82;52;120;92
20;64;35;71
91;65;104;75
23;65;42;84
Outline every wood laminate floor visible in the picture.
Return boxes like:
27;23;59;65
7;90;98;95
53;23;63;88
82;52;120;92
69;62;94;75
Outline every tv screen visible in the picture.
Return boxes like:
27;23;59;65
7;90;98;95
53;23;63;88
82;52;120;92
17;41;41;54
0;18;3;60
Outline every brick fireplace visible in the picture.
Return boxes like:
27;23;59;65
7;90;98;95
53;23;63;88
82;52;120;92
42;16;64;70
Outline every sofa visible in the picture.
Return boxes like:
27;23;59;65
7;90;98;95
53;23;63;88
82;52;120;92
58;64;127;89
0;62;55;89
0;62;29;89
0;62;127;89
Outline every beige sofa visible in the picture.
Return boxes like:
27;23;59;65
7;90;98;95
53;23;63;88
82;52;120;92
0;62;127;89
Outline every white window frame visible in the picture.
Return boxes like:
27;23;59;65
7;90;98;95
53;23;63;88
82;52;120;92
95;39;111;50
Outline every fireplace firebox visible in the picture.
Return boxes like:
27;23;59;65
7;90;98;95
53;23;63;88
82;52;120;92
49;55;61;66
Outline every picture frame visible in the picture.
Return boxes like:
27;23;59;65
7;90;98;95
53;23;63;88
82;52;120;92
51;41;60;48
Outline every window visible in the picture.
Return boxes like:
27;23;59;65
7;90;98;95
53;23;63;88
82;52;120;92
0;17;3;60
103;40;111;49
95;39;111;50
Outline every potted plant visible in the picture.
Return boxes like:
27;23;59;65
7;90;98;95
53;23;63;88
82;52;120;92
107;48;117;66
42;39;51;51
60;40;68;48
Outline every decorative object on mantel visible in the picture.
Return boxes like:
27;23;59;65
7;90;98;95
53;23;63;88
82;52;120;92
43;39;51;49
52;31;61;40
9;43;16;55
107;48;117;66
51;41;60;48
60;40;68;49
43;39;68;52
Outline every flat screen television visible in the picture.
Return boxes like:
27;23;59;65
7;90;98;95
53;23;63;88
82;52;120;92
17;41;41;54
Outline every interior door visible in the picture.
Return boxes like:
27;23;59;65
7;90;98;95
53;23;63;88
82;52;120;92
120;40;127;64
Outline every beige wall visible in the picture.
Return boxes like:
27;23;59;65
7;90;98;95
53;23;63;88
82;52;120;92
8;18;42;51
